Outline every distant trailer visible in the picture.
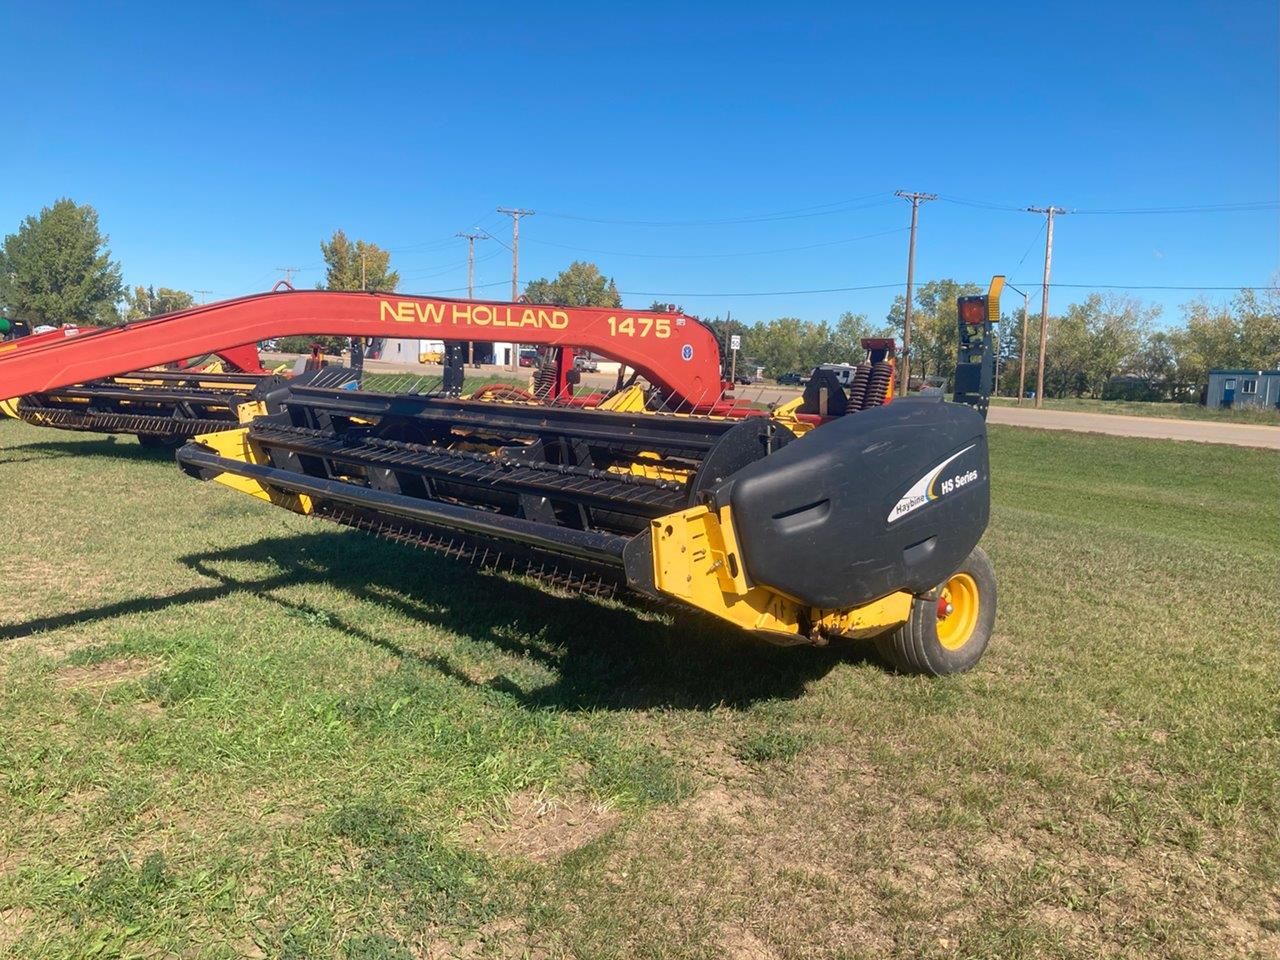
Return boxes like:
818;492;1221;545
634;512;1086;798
1205;369;1280;409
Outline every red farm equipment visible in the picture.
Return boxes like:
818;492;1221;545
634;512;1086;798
0;281;1002;674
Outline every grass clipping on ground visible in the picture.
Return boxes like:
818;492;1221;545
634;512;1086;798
0;420;1276;959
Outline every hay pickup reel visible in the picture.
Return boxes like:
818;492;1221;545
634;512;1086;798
1;314;274;444
1;281;1003;674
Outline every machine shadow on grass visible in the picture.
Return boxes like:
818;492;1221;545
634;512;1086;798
181;531;864;711
0;435;177;464
2;526;862;710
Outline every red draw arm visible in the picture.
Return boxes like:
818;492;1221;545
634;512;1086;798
0;290;726;407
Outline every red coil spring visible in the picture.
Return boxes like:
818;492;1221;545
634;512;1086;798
847;362;872;409
863;361;892;409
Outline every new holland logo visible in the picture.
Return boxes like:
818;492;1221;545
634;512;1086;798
887;445;978;524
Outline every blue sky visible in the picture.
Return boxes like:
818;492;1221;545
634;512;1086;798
1;1;1276;326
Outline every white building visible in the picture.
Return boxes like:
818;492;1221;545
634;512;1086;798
376;339;519;366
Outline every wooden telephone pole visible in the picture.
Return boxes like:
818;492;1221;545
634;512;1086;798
1003;283;1030;405
497;208;534;370
456;231;487;298
894;190;936;394
497;208;535;303
1027;207;1066;408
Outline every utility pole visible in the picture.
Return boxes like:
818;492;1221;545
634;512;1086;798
456;231;487;298
275;267;299;286
894;190;936;395
1003;284;1034;407
1027;207;1066;408
726;310;737;385
497;208;534;371
194;289;213;304
497;208;534;302
455;231;487;370
360;251;366;291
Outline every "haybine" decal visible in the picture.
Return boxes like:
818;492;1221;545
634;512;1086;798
887;444;978;524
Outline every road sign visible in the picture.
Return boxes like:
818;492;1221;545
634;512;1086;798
729;334;741;351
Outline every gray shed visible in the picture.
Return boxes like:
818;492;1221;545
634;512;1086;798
1205;369;1280;409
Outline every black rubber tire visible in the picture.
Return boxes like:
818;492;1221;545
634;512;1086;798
137;433;184;450
875;546;996;676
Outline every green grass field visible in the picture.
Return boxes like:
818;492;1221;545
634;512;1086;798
358;372;534;396
1;419;1276;959
988;394;1280;425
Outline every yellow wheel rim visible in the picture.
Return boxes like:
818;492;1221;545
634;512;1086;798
935;572;980;651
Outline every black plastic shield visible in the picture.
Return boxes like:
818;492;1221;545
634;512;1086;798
721;398;989;609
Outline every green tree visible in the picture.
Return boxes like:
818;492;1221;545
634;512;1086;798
1169;298;1239;387
124;285;195;320
1228;286;1280;370
996;310;1036;398
1168;287;1280;389
831;311;875;361
524;261;621;307
1086;295;1158;395
1123;330;1183;400
1035;294;1156;398
1134;330;1178;383
886;279;983;383
0;198;123;326
702;312;750;368
319;230;399;291
744;315;867;376
1040;308;1091;397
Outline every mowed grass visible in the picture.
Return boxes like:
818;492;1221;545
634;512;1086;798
359;372;535;395
989;394;1280;425
0;419;1276;959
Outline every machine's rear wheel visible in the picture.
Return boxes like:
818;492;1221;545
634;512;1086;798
876;546;996;676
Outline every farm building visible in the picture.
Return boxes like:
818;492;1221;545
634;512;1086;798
375;338;519;366
1205;369;1280;409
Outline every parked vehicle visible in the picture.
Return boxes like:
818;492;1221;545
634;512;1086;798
518;349;538;368
575;353;600;373
776;372;804;386
816;363;859;388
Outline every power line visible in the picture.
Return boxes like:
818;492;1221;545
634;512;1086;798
937;194;1026;212
1009;218;1047;282
616;280;1267;299
417;279;510;295
480;228;512;253
1071;201;1280;215
1042;283;1268;290
537;194;894;226
522;227;909;260
374;211;505;255
397;247;504;283
619;282;905;298
940;195;1279;215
